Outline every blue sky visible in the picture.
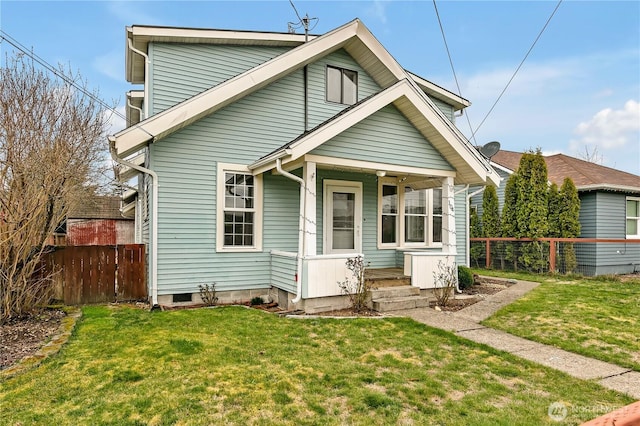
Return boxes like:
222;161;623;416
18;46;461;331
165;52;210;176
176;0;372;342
2;0;639;174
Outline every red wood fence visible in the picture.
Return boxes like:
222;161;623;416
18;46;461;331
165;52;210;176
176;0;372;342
40;245;146;305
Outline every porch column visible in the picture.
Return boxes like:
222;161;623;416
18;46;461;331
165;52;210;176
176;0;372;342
441;176;457;255
304;161;317;256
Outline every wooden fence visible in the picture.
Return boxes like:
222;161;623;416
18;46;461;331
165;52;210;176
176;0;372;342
40;245;146;305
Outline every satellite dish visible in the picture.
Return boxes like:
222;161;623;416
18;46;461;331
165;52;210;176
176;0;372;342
479;141;501;159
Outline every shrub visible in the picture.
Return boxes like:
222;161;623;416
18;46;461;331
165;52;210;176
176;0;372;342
198;283;218;306
250;296;264;306
457;266;473;289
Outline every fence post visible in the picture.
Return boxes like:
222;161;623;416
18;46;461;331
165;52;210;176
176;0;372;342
549;239;556;273
485;239;491;269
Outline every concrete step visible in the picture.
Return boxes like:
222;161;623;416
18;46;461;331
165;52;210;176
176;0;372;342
366;277;411;287
370;285;419;300
372;295;432;312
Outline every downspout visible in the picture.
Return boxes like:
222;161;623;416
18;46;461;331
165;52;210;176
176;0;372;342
127;98;143;125
128;38;149;119
276;158;305;304
109;137;159;307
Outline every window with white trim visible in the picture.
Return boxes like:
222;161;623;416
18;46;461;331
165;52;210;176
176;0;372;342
326;65;357;105
627;197;640;238
216;164;262;252
378;179;443;248
381;184;398;244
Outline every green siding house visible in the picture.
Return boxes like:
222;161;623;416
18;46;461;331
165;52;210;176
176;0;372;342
110;19;499;310
470;150;640;275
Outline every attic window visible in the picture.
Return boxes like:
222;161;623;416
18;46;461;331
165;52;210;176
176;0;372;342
326;66;357;105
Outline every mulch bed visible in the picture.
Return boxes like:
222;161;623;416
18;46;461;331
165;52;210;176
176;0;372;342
0;308;66;370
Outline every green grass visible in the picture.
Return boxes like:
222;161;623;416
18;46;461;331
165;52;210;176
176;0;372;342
478;270;640;371
1;305;633;425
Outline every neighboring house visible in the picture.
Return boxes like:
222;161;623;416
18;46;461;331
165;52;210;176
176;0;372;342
53;196;135;246
471;149;640;275
110;19;499;310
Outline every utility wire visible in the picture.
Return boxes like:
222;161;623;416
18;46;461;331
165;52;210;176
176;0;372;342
0;29;156;144
432;0;477;146
471;0;563;139
0;30;129;125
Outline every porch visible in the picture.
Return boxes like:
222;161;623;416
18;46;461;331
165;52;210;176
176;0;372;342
270;250;456;312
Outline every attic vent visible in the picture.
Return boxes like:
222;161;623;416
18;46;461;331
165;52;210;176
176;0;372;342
172;293;192;303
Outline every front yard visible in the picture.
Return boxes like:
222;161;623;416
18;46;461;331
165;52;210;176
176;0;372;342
0;305;633;425
480;271;640;371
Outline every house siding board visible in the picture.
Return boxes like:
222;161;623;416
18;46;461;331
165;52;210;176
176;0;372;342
263;174;300;253
306;49;382;129
310;104;454;170
149;73;309;294
150;43;290;114
429;97;455;122
455;188;467;265
270;254;297;293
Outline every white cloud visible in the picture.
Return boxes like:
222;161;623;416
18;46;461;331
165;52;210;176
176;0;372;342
103;105;127;136
570;100;640;150
93;50;123;81
366;1;388;25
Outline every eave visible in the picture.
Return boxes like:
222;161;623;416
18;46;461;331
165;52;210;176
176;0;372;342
407;71;470;111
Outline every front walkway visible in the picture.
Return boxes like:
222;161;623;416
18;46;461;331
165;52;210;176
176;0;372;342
392;279;640;400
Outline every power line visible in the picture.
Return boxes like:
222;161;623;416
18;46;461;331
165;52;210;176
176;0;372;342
471;0;563;139
432;0;477;146
0;30;129;126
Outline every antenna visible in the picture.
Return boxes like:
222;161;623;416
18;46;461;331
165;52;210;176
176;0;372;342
479;141;501;159
287;0;318;42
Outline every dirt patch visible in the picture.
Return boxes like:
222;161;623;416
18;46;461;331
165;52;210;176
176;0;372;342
0;308;66;370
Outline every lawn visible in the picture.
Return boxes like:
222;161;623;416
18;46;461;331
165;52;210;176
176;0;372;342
0;305;633;425
479;270;640;371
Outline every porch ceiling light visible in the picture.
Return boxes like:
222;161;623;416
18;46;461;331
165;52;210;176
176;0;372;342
376;170;386;177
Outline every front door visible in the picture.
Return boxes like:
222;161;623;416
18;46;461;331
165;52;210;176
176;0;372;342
324;181;362;254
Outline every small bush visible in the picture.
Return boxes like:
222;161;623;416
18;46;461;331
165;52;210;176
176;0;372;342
250;296;264;306
457;266;473;289
198;282;218;306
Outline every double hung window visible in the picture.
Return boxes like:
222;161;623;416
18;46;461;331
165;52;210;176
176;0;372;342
216;164;262;252
627;197;640;238
326;66;358;105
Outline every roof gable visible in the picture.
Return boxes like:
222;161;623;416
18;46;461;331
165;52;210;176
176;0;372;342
113;19;406;157
251;79;498;186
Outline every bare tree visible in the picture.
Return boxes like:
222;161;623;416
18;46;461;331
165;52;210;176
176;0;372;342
0;53;112;322
578;145;604;165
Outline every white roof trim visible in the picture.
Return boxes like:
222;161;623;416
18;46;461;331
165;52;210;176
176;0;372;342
489;161;515;175
252;79;498;186
577;184;640;194
407;71;470;111
114;18;409;157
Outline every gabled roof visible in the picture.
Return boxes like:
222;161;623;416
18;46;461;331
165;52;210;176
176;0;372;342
491;149;640;193
114;19;472;158
114;19;410;157
251;78;499;186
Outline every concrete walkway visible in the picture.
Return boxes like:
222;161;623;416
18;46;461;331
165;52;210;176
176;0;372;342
393;279;640;400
